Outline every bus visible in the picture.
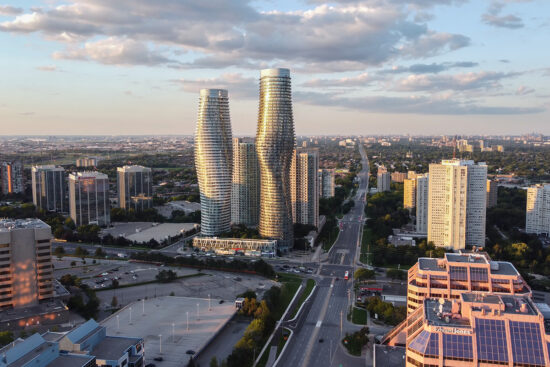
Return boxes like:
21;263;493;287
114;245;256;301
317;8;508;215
344;271;349;280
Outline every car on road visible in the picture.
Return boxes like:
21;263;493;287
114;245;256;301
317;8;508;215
319;338;324;343
153;357;163;361
145;364;156;367
186;350;196;355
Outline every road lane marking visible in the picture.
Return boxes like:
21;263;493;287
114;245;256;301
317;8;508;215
316;321;322;328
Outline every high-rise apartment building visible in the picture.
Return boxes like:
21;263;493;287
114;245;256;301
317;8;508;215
75;157;98;168
1;161;24;195
391;172;407;183
525;184;550;235
117;165;153;211
291;149;319;228
486;179;498;208
428;160;487;250
318;169;335;198
403;178;416;210
231;138;260;227
416;174;429;234
195;89;233;236
256;68;295;252
377;172;391;192
69;172;110;227
31;165;66;213
407;171;418;179
0;219;53;309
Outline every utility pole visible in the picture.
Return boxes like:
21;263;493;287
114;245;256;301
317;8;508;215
340;310;343;337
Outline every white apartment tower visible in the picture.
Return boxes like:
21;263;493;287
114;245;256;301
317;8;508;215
428;160;487;250
291;149;319;228
377;172;391;192
231;138;260;227
416;174;429;234
526;184;550;235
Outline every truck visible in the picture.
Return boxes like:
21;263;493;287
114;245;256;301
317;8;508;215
117;253;128;258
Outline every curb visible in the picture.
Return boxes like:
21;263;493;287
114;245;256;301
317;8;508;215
272;327;293;367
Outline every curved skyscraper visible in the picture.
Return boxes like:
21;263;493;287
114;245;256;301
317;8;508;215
256;68;295;252
195;89;233;236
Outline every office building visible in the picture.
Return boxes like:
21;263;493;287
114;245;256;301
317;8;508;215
69;172;110;227
318;169;335;198
194;89;233;236
291;149;319;228
391;172;407;183
407;171;418;179
428;159;487;250
416;174;429;234
1;161;24;195
406;252;530;315
75;157;98;168
0;219;53;309
31;165;66;213
256;68;295;252
117;165;153;211
231;138;260;227
193;237;276;257
403;293;550;367
403;178;416;210
526;184;550;235
0;333;95;367
377;172;391;192
486;179;498;208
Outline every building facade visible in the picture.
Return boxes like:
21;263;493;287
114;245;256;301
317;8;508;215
486;179;498;208
31;165;66;213
194;89;233;236
291;149;319;228
403;293;550;367
76;157;98;168
416;174;429;234
428;160;487;250
526;184;550;235
1;161;24;195
256;68;295;252
404;178;417;210
192;237;276;257
0;219;53;309
231;138;260;227
69;172;110;227
391;172;407;183
318;169;335;198
117;165;153;211
377;172;391;192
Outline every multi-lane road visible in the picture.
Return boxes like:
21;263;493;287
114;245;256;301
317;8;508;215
276;143;383;367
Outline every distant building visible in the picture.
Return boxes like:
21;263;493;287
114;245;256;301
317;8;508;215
1;161;24;195
0;219;53;309
192;237;277;257
428;159;487;250
318;169;335;198
117;165;153;211
493;144;504;152
291;149;319;228
377;172;391;192
31;165;66;213
69;172;110;227
407;171;417;179
194;89;233;236
526;184;550;235
59;319;144;367
231;138;259;227
486;179;498;208
0;333;96;367
403;178;416;210
391;172;407;183
75;157;98;168
415;174;429;234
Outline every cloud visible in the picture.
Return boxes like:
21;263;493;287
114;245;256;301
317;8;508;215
171;73;257;99
0;0;471;70
393;71;521;92
380;61;478;74
53;37;178;66
0;5;23;15
481;0;525;29
516;85;534;95
19;111;35;116
295;90;544;115
302;73;380;88
36;65;59;72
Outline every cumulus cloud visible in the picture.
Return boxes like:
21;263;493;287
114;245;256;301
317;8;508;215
482;1;525;29
0;5;23;15
393;71;521;92
0;0;471;70
171;73;257;99
36;65;59;72
380;61;478;74
516;85;535;95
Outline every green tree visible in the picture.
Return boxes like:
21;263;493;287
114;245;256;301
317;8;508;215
210;357;219;367
111;296;118;308
386;269;405;280
54;246;65;259
95;247;106;257
75;246;89;258
111;279;119;288
0;331;14;347
354;268;375;281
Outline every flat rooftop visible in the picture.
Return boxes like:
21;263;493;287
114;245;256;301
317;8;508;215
91;336;140;361
374;345;405;367
0;218;49;231
490;261;519;276
49;354;96;367
418;258;444;272
0;299;67;323
102;222;196;243
446;253;488;264
425;299;471;328
462;293;538;315
101;296;236;367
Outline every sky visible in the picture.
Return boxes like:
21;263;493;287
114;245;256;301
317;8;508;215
0;0;549;136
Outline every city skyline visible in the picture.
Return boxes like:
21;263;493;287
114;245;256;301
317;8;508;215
0;1;549;135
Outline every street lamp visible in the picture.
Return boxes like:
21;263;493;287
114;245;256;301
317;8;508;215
197;303;200;321
172;323;175;343
129;307;132;324
159;334;162;354
208;294;211;311
186;311;189;331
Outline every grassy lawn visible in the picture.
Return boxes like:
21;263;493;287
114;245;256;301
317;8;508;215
321;225;340;251
359;226;373;264
277;328;291;356
350;307;367;325
290;278;315;319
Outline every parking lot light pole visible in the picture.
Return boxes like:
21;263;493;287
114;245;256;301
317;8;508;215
197;303;200;321
129;307;132;324
208;294;211;311
159;334;162;354
186;312;189;331
172;323;175;343
116;315;119;331
142;299;145;315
